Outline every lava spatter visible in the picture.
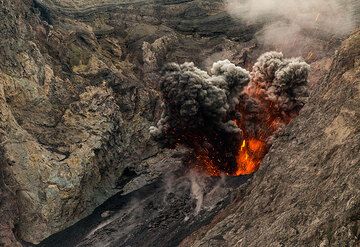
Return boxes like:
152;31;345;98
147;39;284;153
151;52;309;176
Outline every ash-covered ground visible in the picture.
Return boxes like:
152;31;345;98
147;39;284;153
37;168;250;247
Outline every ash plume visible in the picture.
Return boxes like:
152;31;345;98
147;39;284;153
189;170;205;215
226;0;357;54
151;52;310;175
149;60;250;145
247;51;310;114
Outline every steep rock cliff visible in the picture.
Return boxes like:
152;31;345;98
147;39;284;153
181;30;360;247
0;0;355;245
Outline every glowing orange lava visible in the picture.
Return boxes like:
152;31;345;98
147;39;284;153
196;151;221;177
195;137;267;177
235;139;267;175
192;85;298;177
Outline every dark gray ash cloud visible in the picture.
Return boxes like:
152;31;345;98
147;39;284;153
248;51;310;113
149;60;250;144
150;52;310;174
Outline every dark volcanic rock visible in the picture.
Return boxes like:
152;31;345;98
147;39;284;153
38;170;251;247
0;0;357;245
181;30;360;247
0;0;262;244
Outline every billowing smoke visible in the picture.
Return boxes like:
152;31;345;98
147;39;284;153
247;51;309;115
150;60;250;145
189;170;205;215
239;52;310;140
226;0;357;55
151;52;310;175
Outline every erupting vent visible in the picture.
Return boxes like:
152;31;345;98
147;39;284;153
150;52;309;176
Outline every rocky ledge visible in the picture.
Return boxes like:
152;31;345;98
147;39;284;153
0;0;358;246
